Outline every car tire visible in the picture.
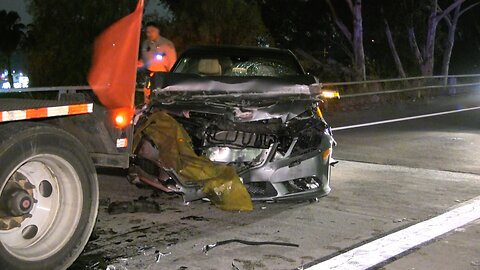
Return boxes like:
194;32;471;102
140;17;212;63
0;122;99;270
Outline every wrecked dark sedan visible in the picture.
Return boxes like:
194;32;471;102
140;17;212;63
131;46;338;206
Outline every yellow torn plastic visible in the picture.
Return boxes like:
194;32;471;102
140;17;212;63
133;111;253;211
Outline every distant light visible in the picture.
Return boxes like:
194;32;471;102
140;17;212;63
371;39;375;43
1;75;30;89
19;76;29;88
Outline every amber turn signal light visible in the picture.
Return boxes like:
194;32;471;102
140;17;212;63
320;90;340;99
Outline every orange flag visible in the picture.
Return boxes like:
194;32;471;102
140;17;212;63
88;0;144;110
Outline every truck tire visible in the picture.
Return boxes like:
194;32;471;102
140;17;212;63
0;122;99;270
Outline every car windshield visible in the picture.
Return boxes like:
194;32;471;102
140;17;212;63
173;54;303;77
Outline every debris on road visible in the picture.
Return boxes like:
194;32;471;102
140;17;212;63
471;259;480;266
180;216;209;221
393;218;408;223
99;197;111;206
105;264;128;270
155;250;172;263
202;239;299;254
107;199;161;215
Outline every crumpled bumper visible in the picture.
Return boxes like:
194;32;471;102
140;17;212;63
242;131;334;201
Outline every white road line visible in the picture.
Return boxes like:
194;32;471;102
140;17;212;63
331;106;480;131
307;196;480;270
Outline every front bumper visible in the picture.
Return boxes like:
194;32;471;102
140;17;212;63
241;131;334;201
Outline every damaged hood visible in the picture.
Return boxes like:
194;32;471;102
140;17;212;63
150;73;320;122
151;73;320;102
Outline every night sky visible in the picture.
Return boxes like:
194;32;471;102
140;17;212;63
0;0;32;24
0;0;169;25
0;0;170;71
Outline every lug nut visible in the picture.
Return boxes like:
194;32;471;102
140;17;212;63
7;190;34;216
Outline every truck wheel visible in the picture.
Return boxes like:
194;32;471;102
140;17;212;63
0;122;99;270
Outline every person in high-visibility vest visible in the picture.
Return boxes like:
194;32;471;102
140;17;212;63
138;22;177;103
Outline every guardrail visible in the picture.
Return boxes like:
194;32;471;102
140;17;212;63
322;74;480;98
1;74;479;98
0;86;92;94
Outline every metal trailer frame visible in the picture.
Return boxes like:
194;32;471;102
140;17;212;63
0;88;133;169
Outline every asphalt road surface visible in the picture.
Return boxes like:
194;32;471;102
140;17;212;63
70;92;480;270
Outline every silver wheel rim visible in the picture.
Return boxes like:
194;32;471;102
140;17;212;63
0;154;83;261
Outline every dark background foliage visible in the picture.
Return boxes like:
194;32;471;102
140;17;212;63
0;0;478;86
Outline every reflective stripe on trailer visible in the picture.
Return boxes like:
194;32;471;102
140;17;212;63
0;103;93;123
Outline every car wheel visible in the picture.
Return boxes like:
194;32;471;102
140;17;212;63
0;122;99;270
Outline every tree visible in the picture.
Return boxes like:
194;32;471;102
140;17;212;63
449;4;480;74
159;0;270;53
254;0;353;81
380;8;407;78
325;0;366;80
0;10;26;87
26;0;137;86
440;1;479;76
407;0;466;76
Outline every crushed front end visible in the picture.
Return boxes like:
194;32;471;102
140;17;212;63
133;74;337;202
202;104;335;201
232;110;334;200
